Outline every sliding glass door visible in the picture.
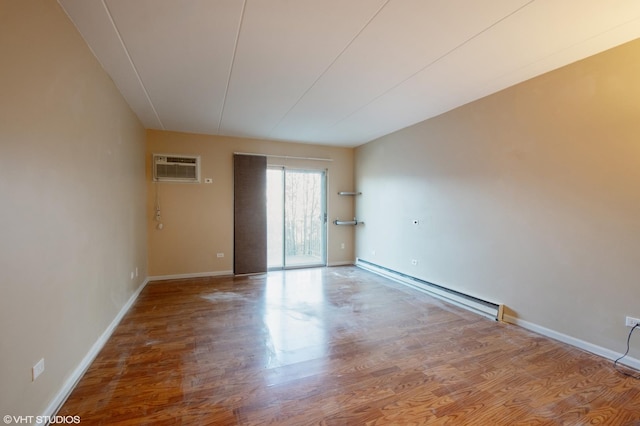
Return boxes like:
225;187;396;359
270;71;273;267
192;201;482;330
267;167;326;269
267;168;285;268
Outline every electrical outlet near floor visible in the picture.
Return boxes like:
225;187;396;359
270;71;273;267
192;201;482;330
626;316;640;327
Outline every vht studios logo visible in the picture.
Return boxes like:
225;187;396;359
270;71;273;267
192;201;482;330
3;415;81;424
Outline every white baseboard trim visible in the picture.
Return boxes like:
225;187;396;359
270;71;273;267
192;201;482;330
148;270;233;282
358;260;639;371
38;278;150;425
503;314;640;371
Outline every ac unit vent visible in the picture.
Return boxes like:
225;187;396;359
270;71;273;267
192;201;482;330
153;154;200;182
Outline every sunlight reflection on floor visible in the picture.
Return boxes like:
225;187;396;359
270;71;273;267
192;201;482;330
263;269;328;368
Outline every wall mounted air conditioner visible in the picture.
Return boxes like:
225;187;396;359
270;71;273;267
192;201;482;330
153;154;200;183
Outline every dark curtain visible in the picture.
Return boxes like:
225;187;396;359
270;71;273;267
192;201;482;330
233;154;267;274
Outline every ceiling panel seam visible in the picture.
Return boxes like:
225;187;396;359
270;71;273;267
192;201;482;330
265;0;392;139
101;0;164;130
57;2;103;71
217;0;248;135
320;0;537;139
478;13;640;97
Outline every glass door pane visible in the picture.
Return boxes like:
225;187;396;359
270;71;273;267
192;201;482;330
284;170;326;268
267;168;284;269
267;167;326;270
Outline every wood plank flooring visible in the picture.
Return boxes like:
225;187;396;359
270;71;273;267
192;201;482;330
57;267;640;425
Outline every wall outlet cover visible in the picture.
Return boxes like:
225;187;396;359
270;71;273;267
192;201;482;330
32;358;44;381
626;316;640;327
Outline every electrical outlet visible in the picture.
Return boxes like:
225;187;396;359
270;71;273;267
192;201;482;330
341;243;345;249
135;267;139;277
32;358;44;381
626;316;640;327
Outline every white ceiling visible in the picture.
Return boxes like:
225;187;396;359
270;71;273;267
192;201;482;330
58;0;640;147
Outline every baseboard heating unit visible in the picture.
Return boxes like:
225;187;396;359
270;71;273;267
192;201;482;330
356;258;504;321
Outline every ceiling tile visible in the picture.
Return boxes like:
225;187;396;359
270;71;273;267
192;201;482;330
268;0;531;143
104;0;244;134
58;0;640;147
59;0;163;128
317;0;640;146
219;0;387;140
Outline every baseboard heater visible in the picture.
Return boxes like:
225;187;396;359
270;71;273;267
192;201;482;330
356;258;504;321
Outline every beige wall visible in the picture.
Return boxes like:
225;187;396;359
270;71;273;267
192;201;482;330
356;39;640;358
0;0;147;416
147;130;355;277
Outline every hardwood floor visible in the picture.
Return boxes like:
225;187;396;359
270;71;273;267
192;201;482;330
58;267;640;425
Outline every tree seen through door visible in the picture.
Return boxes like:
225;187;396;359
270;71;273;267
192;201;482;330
267;168;326;269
